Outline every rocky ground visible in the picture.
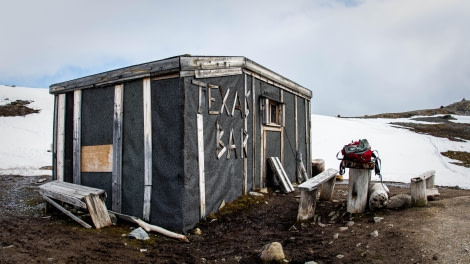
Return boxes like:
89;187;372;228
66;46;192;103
1;174;470;263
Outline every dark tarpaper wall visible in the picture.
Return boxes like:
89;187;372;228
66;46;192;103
182;74;249;232
80;85;114;208
150;77;185;231
283;91;297;182
121;80;145;218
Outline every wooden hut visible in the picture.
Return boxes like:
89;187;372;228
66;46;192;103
50;55;312;232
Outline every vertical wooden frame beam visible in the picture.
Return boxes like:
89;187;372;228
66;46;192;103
112;84;124;212
56;94;66;182
143;78;152;221
305;98;310;176
73;90;82;184
280;90;285;166
251;76;256;190
294;96;299;181
197;114;206;219
243;73;248;194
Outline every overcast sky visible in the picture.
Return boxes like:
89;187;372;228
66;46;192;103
1;0;468;116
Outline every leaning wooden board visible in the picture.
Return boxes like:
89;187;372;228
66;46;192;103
268;157;294;193
39;181;111;229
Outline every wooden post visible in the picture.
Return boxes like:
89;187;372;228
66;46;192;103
112;84;123;213
72;90;82;184
297;189;318;221
319;177;336;201
143;77;152;221
411;177;427;207
347;168;371;213
56;94;66;182
311;159;325;177
197;114;206;219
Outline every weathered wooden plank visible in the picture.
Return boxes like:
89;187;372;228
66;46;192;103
319;177;336;201
143;77;152;221
411;177;427;207
251;76;256;190
50;57;180;93
243;73;248;195
81;145;113;172
296;151;309;183
297;188;318;221
294;96;298;152
73;89;82;184
268;157;294;193
56;94;66;181
347;168;371;213
39;188;87;208
42;195;92;229
427;188;440;199
84;194;112;229
42;180;105;195
197;114;206;219
180;56;246;70
112;84;124;212
195;68;242;79
298;168;338;191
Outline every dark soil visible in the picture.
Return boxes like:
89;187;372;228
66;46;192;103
1;175;470;263
0;100;40;117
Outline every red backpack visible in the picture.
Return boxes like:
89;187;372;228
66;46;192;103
337;139;381;176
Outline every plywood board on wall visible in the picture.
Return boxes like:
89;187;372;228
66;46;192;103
81;145;113;172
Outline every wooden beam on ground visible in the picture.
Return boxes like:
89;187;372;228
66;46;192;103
42;195;92;229
84;194;112;229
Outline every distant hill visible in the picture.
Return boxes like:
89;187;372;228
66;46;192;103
362;99;470;118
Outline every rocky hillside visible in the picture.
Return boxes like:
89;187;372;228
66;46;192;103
363;99;470;118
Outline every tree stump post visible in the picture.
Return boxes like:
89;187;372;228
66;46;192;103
347;168;371;213
411;177;427;207
311;159;325;177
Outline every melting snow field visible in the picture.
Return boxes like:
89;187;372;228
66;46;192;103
1;85;469;188
311;114;470;188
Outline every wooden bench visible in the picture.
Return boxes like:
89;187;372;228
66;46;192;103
296;168;338;221
411;170;440;207
39;181;112;229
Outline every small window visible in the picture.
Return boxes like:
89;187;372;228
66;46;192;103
270;101;279;124
263;98;283;126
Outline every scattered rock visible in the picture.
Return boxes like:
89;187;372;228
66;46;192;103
193;228;202;235
373;217;384;223
339;227;348;232
336;254;344;259
305;261;318;264
128;227;150;240
140;248;147;252
345;221;355;227
259;242;285;262
333;233;339;239
368;183;389;210
370;230;379;237
386;193;412;209
249;191;264;197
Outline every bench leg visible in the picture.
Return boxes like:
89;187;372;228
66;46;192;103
411;178;427;207
297;189;318;221
319;177;336;201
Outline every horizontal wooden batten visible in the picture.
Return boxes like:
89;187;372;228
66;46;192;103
195;68;242;79
81;144;113;173
50;57;181;93
50;56;311;101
